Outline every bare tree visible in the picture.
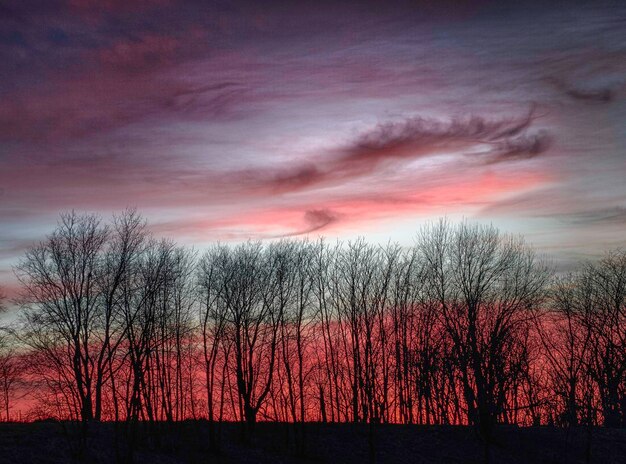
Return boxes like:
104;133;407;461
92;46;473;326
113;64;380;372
198;245;230;449
275;241;316;453
14;210;626;436
0;328;22;421
121;238;174;422
95;209;147;421
312;239;344;423
207;242;281;437
418;220;550;440
538;274;593;426
17;212;109;422
585;251;626;427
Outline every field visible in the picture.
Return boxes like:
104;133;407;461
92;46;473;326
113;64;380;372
0;422;625;464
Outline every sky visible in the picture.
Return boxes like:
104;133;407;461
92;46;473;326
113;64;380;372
1;0;625;297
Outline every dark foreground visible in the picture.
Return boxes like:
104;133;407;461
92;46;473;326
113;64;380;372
1;421;625;464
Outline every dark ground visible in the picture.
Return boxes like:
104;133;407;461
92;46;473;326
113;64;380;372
0;421;625;464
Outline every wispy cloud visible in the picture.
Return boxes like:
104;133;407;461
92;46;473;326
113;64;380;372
547;77;619;104
0;0;624;272
239;109;551;194
554;206;626;226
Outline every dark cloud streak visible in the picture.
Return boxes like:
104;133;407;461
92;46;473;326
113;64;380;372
547;77;619;104
247;110;551;194
555;207;626;226
275;209;339;238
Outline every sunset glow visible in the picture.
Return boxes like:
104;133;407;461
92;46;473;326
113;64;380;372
1;1;624;297
2;6;626;463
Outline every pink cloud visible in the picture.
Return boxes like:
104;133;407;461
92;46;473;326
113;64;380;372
149;168;550;241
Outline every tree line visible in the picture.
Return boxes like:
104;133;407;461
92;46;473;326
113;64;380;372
1;210;625;441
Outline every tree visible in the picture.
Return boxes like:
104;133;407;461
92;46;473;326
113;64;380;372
418;220;550;439
198;245;232;449
0;287;22;422
208;242;281;437
16;210;150;423
0;329;21;421
585;251;626;427
17;212;109;421
95;209;147;421
276;241;316;453
539;274;593;426
14;209;626;434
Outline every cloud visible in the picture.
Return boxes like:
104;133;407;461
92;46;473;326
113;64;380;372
279;208;339;237
347;112;554;170
247;164;326;194
0;72;249;143
97;34;181;72
304;209;337;229
483;131;552;164
547;77;618;104
555;206;626;226
0;238;36;259
241;109;551;195
147;169;547;244
565;87;615;104
478;189;557;216
154;207;340;240
1;0;622;271
341;111;537;163
68;0;172;21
